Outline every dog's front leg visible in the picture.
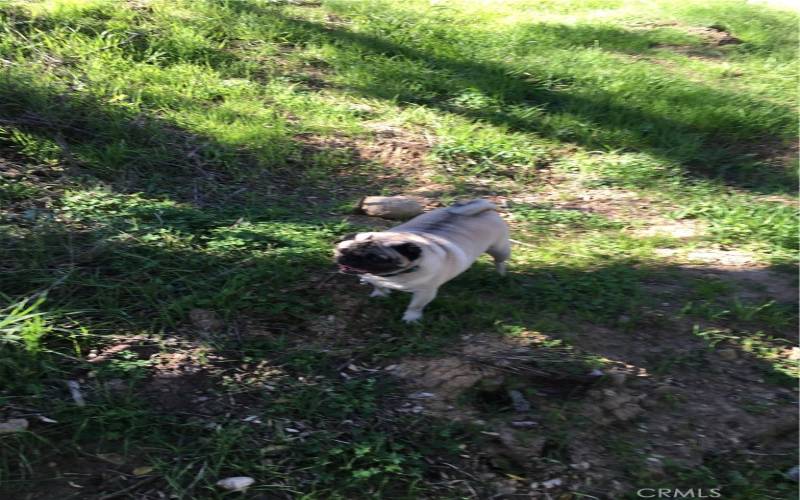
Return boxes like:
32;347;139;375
370;286;392;298
402;288;438;323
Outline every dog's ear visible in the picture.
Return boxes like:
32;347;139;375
336;233;358;244
391;242;421;261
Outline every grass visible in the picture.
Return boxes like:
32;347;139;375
0;0;797;498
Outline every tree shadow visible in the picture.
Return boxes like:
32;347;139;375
0;70;402;331
235;7;796;195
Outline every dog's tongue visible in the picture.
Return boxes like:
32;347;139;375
338;264;367;274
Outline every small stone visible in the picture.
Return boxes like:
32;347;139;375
189;309;224;335
359;196;423;220
718;348;737;361
542;478;562;489
0;418;29;433
367;124;398;137
475;375;506;393
788;347;800;361
216;477;255;492
601;393;632;411
510;420;537;428
612;403;643;421
644;456;665;477
587;389;604;400
654;385;676;398
347;104;375;115
608;371;627;387
784;465;799;482
570;461;590;471
494;480;518;496
508;390;532;413
640;397;658;409
105;378;126;392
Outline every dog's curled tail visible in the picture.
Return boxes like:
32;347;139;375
448;199;497;216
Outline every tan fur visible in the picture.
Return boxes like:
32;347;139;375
334;200;511;322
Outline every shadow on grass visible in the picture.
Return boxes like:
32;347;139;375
0;70;392;331
1;256;796;497
229;6;795;195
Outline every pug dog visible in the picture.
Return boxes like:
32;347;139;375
334;199;510;322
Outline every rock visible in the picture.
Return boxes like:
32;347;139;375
608;371;627;387
0;418;29;433
654;385;676;398
216;477;255;492
347;104;375;115
644;456;665;477
508;389;532;412
640;397;658;409
359;196;423;220
542;478;562;489
718;348;738;361
475;374;506;393
189;309;224;335
601;393;632;411
570;461;590;471
785;465;799;482
366;124;398;137
494;480;518;496
587;389;605;400
612;403;643;422
105;378;126;392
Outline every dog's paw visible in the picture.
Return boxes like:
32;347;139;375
370;288;391;298
401;310;423;323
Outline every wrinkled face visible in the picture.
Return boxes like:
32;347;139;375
334;234;422;275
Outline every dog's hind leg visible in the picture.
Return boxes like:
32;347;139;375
487;239;511;276
402;287;438;323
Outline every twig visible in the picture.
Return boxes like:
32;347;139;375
509;238;537;248
98;475;158;500
440;462;479;481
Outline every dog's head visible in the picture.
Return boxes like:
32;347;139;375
334;233;422;275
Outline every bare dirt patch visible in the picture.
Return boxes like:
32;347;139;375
629;22;743;60
382;321;797;496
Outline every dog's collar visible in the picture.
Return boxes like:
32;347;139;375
375;265;419;277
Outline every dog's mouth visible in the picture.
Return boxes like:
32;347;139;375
338;263;369;275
